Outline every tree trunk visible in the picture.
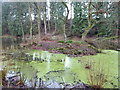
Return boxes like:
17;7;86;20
17;3;25;41
48;19;51;33
43;5;47;35
54;14;58;33
63;24;67;42
20;20;25;41
81;28;90;41
37;3;41;39
70;2;73;35
28;3;33;40
62;2;69;42
55;21;57;32
44;14;47;35
81;1;91;41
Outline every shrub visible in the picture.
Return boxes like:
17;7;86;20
87;60;108;88
0;69;7;86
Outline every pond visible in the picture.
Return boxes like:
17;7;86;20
0;37;118;88
1;48;118;88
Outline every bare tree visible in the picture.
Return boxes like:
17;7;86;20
81;1;92;41
62;2;69;42
81;1;106;41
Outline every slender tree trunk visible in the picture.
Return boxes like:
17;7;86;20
48;19;51;33
63;24;67;42
62;2;69;42
28;3;33;39
70;2;73;35
37;3;41;39
47;0;51;33
17;3;25;41
44;14;47;35
43;6;47;35
55;20;57;32
54;14;58;33
81;1;91;41
20;20;25;41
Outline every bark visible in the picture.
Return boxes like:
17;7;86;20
28;3;33;39
43;4;47;35
17;3;25;41
44;14;47;35
37;3;41;39
62;2;69;42
55;21;57;32
70;2;73;35
81;1;92;41
54;14;58;33
48;19;51;33
63;24;67;42
48;1;51;33
20;19;25;41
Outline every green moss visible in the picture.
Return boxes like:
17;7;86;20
58;40;64;43
66;40;73;43
2;49;118;88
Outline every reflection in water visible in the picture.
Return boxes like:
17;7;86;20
33;52;51;69
46;53;50;63
64;56;70;68
33;53;36;60
46;53;51;69
33;53;40;61
41;52;44;61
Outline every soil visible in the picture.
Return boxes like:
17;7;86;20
22;39;99;56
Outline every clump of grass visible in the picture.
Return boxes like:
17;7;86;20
0;69;7;86
58;40;73;44
66;40;73;43
87;60;109;88
58;40;64;43
81;58;94;70
73;41;85;44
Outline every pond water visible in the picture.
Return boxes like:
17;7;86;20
0;37;119;88
2;49;118;88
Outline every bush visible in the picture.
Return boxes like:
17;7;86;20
95;39;118;50
87;60;108;88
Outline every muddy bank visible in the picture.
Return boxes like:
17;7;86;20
21;40;101;57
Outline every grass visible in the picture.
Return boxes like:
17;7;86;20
0;68;7;86
58;40;86;45
82;50;118;88
87;60;108;88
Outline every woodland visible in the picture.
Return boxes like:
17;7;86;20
0;1;119;89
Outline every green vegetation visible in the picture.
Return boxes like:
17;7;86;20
1;1;118;89
1;50;118;88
